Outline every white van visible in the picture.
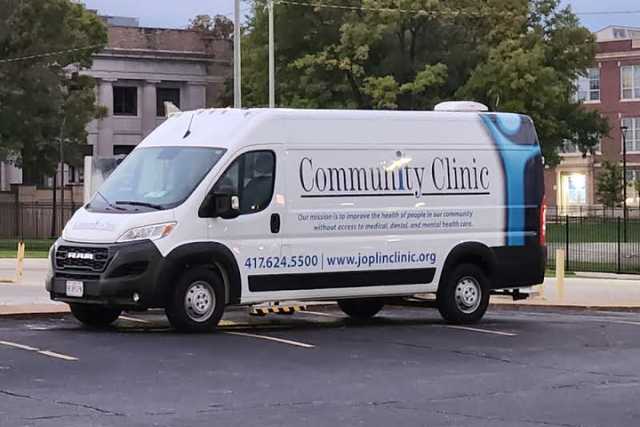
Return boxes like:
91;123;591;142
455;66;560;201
46;106;546;332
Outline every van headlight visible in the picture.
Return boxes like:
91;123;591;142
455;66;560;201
117;222;177;243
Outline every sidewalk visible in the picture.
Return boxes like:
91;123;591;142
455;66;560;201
0;259;68;315
492;276;640;310
1;259;640;316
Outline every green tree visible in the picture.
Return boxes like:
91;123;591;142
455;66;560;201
239;0;608;163
188;14;234;40
0;0;107;184
596;161;624;208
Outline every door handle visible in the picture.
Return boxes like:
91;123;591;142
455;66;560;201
270;213;281;234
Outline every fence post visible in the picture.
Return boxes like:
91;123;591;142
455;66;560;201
565;215;569;271
617;216;622;274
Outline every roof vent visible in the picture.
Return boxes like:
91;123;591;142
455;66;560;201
434;101;489;112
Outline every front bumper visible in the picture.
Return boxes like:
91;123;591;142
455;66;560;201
47;239;167;309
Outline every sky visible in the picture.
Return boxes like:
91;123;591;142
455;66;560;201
81;0;640;31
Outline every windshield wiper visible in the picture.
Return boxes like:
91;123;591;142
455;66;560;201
115;201;164;210
95;191;126;211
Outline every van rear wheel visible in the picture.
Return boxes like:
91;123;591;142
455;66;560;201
338;299;384;320
165;267;225;333
437;263;490;324
70;304;121;328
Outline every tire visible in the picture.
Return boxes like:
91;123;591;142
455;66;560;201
437;263;490;324
338;299;384;320
165;267;226;332
70;304;122;328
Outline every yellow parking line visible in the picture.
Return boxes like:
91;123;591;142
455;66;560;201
444;325;517;337
224;331;315;348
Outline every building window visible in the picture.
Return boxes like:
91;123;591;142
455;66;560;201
69;166;84;184
576;68;600;102
621;65;640;100
560;173;587;206
560;138;600;156
622;118;640;152
157;88;181;117
625;169;640;206
560;140;580;155
113;86;138;116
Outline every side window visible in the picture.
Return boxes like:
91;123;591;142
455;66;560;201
212;151;276;215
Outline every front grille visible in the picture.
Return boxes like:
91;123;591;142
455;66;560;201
55;246;110;273
55;272;101;281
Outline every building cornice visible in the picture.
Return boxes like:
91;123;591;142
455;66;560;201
95;48;231;65
596;50;640;61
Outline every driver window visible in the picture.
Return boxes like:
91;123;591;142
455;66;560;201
212;150;275;215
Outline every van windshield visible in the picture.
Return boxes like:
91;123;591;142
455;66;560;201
89;147;226;212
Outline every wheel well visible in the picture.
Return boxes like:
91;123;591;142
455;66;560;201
440;243;496;287
165;259;231;304
162;243;242;305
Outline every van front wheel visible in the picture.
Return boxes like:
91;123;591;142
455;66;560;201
338;299;384;320
437;264;490;324
165;267;225;333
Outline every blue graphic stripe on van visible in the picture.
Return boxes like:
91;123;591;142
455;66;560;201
480;114;541;246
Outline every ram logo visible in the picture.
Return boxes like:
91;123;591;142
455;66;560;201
66;252;94;260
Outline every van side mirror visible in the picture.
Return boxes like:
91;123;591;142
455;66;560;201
199;194;240;219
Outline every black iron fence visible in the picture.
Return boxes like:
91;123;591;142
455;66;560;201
547;207;640;274
0;202;79;240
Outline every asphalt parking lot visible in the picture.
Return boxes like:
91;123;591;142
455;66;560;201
1;305;640;427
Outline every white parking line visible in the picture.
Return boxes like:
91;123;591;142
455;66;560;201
37;350;79;361
0;340;78;361
606;320;640;327
443;325;517;337
224;331;315;348
0;340;38;351
299;311;343;318
119;315;151;324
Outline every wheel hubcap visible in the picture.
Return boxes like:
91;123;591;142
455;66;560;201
454;276;481;314
184;281;215;322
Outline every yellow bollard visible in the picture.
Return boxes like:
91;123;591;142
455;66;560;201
0;241;25;283
16;241;25;282
555;249;565;301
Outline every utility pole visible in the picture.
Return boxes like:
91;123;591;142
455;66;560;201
622;125;629;242
268;0;275;108
59;117;65;234
233;0;242;108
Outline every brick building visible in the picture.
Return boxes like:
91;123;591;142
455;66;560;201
546;26;640;213
0;16;232;193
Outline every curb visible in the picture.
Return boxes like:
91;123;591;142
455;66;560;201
573;272;640;281
489;302;640;313
0;305;69;318
1;301;640;318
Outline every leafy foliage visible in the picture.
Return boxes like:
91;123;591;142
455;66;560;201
188;14;234;40
239;0;608;164
596;161;624;208
0;0;106;184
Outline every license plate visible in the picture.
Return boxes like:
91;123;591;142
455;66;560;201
66;281;84;298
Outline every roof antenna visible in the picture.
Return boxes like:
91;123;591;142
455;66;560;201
183;113;195;139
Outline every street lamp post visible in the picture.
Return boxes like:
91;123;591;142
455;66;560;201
622;125;629;242
268;0;275;108
233;0;241;108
